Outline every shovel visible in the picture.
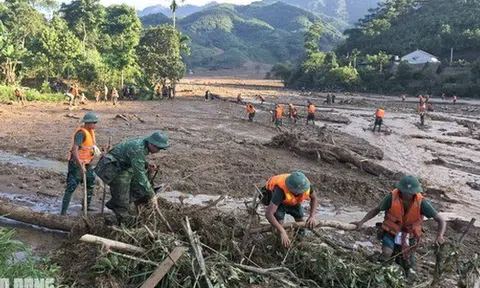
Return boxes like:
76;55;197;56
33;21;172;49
83;167;88;217
100;136;112;215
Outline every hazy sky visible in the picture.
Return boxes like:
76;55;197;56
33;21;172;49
99;0;255;10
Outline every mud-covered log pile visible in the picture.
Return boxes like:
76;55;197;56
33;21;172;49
268;130;399;178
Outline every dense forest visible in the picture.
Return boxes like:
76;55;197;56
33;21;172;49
0;0;186;96
141;2;345;70
272;0;480;98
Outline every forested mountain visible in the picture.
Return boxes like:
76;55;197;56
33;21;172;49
263;0;383;24
338;0;480;62
141;2;344;69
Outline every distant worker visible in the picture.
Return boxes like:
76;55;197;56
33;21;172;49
418;95;424;105
155;85;161;99
79;93;88;105
112;88;119;106
205;90;211;101
60;112;100;215
14;88;26;106
427;103;434;112
331;94;336;104
246;103;256;122
71;84;79;106
274;104;283;126
324;94;332;105
425;95;430;104
258;95;265;105
94;91;100;103
237;94;243;104
401;94;406;102
98;131;169;224
102;85;109;102
352;176;446;276
373;108;385;132
162;85;168;99
441;93;446;101
261;172;318;247
306;101;315;125
288;103;298;124
168;86;174;99
418;102;426;127
453;95;457;105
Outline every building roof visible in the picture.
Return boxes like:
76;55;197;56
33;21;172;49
401;49;440;64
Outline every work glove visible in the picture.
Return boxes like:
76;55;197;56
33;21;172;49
93;145;102;157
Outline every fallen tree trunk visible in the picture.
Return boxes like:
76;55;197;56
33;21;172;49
249;220;357;234
0;199;81;231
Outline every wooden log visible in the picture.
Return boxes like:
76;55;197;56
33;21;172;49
249;220;357;234
140;247;188;288
80;234;146;254
0;199;81;231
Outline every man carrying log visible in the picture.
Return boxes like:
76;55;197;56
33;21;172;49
260;172;318;247
352;176;446;276
61;112;101;215
99;131;169;224
373;108;385;132
246;103;256;122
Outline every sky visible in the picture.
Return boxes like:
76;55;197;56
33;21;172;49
98;0;255;10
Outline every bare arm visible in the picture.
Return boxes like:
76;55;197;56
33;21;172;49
433;213;446;239
265;203;286;235
308;191;318;219
354;207;381;228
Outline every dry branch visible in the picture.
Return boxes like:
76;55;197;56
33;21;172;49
232;263;297;287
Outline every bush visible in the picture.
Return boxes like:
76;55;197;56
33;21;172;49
40;81;52;94
326;66;361;90
0;85;64;102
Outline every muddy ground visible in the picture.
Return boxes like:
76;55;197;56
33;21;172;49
0;77;479;286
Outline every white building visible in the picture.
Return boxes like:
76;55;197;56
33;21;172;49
400;49;440;64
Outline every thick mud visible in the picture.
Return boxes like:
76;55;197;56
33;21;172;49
0;78;480;280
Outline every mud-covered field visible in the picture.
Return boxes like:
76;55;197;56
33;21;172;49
0;78;479;286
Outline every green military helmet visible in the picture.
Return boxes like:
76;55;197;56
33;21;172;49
286;171;310;195
146;131;169;149
396;175;422;195
81;112;99;123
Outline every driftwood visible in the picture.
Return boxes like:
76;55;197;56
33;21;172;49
0;199;81;231
133;114;146;123
140;247;188;288
65;113;81;119
187;195;226;213
115;114;130;122
249;220;357;234
232;264;297;287
80;234;146;254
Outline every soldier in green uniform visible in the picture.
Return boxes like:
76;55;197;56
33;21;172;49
101;131;169;224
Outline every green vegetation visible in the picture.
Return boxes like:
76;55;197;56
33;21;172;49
0;0;187;96
141;2;344;70
0;228;59;279
272;0;480;97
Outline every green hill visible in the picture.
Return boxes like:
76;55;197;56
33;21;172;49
141;2;344;70
338;0;480;62
263;0;383;24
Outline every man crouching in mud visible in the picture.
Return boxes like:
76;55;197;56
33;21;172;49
352;176;446;278
260;172;318;247
95;131;169;225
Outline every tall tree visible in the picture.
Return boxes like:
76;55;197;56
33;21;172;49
170;0;185;28
137;25;186;87
102;4;141;87
0;20;27;84
38;15;81;80
304;23;324;56
60;0;105;54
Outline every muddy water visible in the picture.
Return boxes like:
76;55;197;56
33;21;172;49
0;152;66;173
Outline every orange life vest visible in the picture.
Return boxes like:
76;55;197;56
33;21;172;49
72;87;78;97
266;174;310;206
276;105;283;119
69;127;96;165
94;92;100;98
259;95;265;101
308;104;315;114
376;109;385;119
382;189;423;238
246;105;255;114
15;90;23;97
